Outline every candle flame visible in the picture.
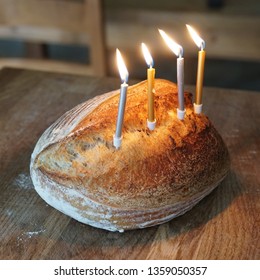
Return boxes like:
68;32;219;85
141;43;154;68
159;29;183;57
116;48;129;83
186;24;205;50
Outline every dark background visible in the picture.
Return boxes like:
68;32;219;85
0;0;259;91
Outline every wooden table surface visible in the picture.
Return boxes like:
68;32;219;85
0;68;259;260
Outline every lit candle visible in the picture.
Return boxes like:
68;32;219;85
186;24;206;114
159;29;185;120
113;49;129;149
141;43;156;130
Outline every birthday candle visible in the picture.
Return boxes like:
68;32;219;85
113;49;129;149
159;29;185;120
141;43;156;130
186;24;206;114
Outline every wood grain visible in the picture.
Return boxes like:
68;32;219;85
0;68;259;260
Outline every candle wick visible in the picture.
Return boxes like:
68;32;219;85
200;40;205;51
178;46;184;58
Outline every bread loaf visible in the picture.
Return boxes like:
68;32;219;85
30;79;230;232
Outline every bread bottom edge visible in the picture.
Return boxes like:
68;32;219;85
31;167;227;232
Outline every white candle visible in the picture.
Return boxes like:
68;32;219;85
177;56;184;111
159;29;185;120
186;24;206;114
113;49;129;149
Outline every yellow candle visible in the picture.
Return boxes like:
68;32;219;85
147;66;155;122
186;24;206;114
196;49;206;105
142;43;156;130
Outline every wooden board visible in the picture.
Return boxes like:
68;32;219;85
0;68;259;259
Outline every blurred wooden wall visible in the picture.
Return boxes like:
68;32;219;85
104;0;260;77
0;0;259;80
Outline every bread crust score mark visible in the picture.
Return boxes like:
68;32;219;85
30;79;230;232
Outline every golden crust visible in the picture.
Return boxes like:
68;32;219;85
31;79;230;231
